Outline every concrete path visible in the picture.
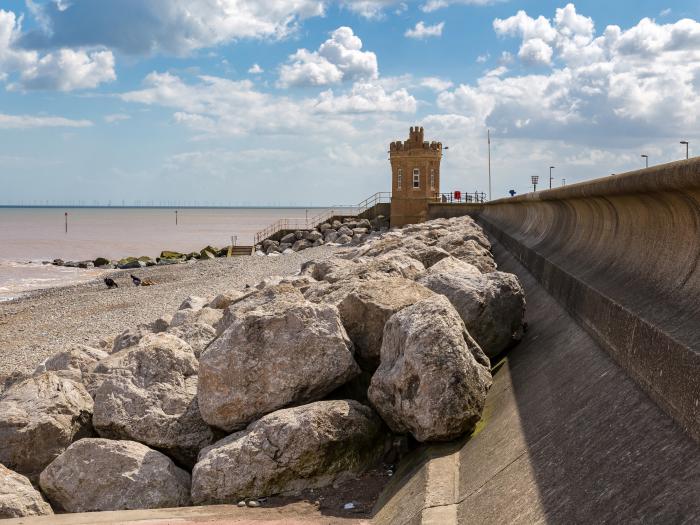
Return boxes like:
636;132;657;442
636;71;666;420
2;502;369;524
375;240;700;524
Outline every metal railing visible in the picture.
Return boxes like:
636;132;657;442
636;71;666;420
254;192;391;245
432;191;487;204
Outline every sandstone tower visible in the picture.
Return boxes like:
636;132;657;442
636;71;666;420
389;126;443;227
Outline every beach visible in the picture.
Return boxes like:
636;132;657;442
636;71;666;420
0;207;328;300
0;246;334;384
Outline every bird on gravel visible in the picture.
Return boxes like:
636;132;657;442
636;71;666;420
104;278;118;289
130;274;142;286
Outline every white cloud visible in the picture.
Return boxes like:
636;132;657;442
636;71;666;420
0;9;115;91
104;113;130;123
0;113;93;129
278;26;378;87
248;63;264;74
660;8;671;18
20;0;327;55
437;4;700;145
421;77;453;91
341;1;399;19
314;82;417;113
476;53;490;63
11;48;115;91
518;38;553;65
405;21;445;40
422;0;501;13
121;71;416;137
341;0;498;19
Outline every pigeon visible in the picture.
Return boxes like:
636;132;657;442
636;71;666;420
104;278;118;289
130;274;142;287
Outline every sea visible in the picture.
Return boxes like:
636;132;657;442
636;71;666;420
0;207;327;301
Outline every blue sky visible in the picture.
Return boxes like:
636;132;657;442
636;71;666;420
1;1;698;206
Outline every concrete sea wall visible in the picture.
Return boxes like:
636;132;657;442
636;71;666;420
474;158;700;442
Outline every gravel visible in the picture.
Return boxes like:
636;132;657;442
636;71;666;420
0;246;335;384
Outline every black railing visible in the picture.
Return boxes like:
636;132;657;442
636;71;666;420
432;191;487;204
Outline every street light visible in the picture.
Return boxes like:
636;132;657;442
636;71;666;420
562;178;566;186
680;141;689;159
549;166;555;189
487;129;492;201
641;154;648;168
531;175;539;192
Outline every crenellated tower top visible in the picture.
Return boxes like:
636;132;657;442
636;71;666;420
390;126;442;153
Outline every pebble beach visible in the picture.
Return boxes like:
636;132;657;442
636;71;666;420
0;246;334;384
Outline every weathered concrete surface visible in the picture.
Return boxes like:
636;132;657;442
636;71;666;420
372;239;700;524
0;502;368;524
474;159;700;442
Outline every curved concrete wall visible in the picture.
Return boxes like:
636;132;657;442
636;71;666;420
477;158;700;442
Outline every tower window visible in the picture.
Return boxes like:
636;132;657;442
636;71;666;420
397;168;403;190
413;168;420;188
430;169;435;190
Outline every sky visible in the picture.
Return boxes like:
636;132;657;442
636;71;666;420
0;0;698;206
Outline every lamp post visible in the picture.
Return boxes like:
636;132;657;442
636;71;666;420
487;129;492;201
531;175;539;192
549;166;555;189
562;178;566;186
641;154;648;168
680;141;689;159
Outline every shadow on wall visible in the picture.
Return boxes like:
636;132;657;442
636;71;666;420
458;242;700;523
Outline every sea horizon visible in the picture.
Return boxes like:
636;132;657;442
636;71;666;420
0;206;335;300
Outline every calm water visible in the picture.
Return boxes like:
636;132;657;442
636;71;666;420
0;207;324;300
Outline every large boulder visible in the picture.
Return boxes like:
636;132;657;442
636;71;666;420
0;373;94;478
418;270;525;357
338;278;435;371
0;464;53;518
33;344;109;398
170;307;223;330
302;255;425;284
215;284;302;335
178;295;208;311
368;295;492;442
192;400;385;504
198;286;360;432
93;333;213;467
437;236;496;273
207;289;248;310
39;439;191;512
112;325;151;353
168;322;217;358
33;344;108;381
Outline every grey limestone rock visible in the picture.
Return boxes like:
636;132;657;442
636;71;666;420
92;333;213;467
418;269;525;357
198;287;360;432
0;464;53;518
280;232;296;244
368;295;492;442
39;438;191;512
208;290;249;310
191;400;384;504
179;295;208;311
167;322;217;358
338;277;435;371
112;325;151;353
0;373;94;478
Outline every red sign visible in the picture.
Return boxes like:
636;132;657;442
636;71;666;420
454;191;461;201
